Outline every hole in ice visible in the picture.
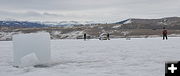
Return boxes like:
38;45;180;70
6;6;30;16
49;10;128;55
33;64;50;68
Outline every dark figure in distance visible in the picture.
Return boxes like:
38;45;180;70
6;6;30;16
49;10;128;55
162;27;168;40
107;33;110;40
84;33;86;40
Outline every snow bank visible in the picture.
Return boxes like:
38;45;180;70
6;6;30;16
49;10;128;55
12;32;51;67
0;32;22;41
112;25;122;28
62;31;84;39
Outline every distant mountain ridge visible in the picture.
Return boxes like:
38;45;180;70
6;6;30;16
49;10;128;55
38;21;99;26
0;20;100;28
1;17;180;28
116;17;180;25
0;21;47;28
115;17;180;29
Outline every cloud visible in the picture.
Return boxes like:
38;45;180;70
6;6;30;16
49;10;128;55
0;0;180;22
0;10;65;21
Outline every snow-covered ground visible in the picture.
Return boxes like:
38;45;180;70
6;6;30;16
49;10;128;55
0;37;180;76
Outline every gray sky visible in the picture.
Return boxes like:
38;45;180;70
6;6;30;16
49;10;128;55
0;0;180;22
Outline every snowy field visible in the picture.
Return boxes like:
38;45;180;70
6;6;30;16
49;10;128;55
0;37;180;76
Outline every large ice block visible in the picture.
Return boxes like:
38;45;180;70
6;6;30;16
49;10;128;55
13;32;51;67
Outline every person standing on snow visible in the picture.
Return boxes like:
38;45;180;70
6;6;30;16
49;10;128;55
107;33;110;40
84;33;86;41
162;27;168;40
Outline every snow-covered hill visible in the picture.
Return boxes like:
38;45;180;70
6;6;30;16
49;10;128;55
115;19;132;24
0;37;180;76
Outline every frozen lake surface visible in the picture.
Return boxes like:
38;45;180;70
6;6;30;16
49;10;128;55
0;37;180;76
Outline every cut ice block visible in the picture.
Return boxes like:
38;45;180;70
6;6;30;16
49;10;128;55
13;32;51;67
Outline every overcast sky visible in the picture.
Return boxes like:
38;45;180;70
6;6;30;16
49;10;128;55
0;0;180;22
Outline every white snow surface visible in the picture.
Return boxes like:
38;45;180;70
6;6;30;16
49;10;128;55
112;25;122;28
123;19;132;24
0;37;180;76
